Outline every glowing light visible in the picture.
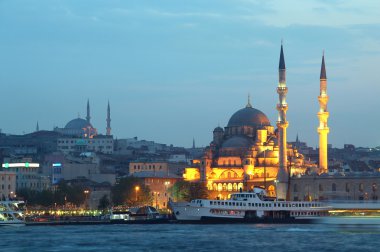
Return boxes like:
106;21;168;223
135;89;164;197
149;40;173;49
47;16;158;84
2;163;40;168
52;163;62;167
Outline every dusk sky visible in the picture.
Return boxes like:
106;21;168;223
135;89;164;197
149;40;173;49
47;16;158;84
1;0;380;148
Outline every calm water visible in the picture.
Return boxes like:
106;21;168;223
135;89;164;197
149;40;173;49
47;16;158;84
0;224;379;251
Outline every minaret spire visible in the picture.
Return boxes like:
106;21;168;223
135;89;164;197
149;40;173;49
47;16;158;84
192;138;195;149
36;121;39;132
106;100;111;136
318;52;329;173
246;93;252;108
86;99;91;123
276;42;289;200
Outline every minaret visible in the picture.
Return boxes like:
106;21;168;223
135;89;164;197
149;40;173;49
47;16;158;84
106;101;111;136
86;99;91;124
192;138;195;149
317;52;329;173
276;43;289;200
36;121;39;132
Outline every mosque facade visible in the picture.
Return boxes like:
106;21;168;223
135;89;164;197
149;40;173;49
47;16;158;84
184;45;308;200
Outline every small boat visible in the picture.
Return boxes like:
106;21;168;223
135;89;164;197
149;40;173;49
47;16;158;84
110;206;170;224
0;200;26;227
169;188;330;223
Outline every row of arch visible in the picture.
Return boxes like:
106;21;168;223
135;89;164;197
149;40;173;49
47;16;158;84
208;182;245;192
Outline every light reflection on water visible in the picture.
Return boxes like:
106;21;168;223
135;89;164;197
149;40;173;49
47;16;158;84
0;224;379;251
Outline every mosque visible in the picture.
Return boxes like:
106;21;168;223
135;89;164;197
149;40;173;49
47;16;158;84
54;100;112;138
183;44;329;200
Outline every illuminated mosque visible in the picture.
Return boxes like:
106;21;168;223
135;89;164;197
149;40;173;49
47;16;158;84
184;44;329;200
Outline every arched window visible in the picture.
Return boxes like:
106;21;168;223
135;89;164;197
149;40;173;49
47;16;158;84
213;183;217;191
222;183;227;191
228;172;231;178
234;173;238;178
233;183;238;191
217;183;223;192
332;183;337;192
293;184;298;192
359;183;364;192
227;183;233;191
238;183;244;191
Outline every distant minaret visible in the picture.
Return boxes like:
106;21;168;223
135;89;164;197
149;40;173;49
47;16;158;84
86;99;91;123
276;42;289;200
192;138;195;149
106;101;111;136
36;121;39;132
318;52;329;173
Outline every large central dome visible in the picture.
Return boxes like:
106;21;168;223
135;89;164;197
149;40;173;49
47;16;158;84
227;106;271;128
65;118;93;129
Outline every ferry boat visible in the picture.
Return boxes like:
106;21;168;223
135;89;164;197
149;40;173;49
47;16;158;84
110;206;169;224
0;200;26;226
169;188;330;223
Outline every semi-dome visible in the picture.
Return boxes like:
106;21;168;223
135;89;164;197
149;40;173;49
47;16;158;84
213;126;224;133
221;136;253;148
227;106;270;128
65;118;93;129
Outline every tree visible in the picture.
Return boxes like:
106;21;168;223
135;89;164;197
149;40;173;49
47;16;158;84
111;177;152;206
169;181;208;202
98;195;110;210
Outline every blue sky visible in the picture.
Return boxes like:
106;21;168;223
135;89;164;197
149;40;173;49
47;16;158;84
1;0;380;148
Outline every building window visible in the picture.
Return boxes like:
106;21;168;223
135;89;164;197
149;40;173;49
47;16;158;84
359;183;364;192
332;183;337;192
293;184;298;192
345;183;350;192
319;184;323;192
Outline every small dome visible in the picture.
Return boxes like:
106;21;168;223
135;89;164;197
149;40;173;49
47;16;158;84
221;136;252;148
65;118;93;129
213;126;224;133
227;107;270;128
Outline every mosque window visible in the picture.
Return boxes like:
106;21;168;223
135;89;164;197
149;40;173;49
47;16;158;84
319;184;323;192
228;172;231;178
359;183;364;192
293;184;298;192
345;183;350;192
234;173;238;178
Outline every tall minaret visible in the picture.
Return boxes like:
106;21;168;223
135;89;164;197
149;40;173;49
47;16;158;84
317;52;329;173
276;43;289;200
106;101;111;136
86;99;91;124
36;121;39;132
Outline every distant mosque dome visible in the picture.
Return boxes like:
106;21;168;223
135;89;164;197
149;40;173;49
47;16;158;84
227;106;270;128
65;118;93;129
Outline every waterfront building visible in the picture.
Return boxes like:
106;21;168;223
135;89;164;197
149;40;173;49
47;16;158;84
131;171;182;209
290;173;380;201
57;135;114;155
0;170;16;199
1;158;50;191
129;161;188;177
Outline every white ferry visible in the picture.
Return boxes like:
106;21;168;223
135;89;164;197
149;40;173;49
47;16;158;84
0;200;26;226
169;188;330;223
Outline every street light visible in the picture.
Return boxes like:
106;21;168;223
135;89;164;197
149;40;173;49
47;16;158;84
84;190;90;209
135;186;140;202
164;181;171;208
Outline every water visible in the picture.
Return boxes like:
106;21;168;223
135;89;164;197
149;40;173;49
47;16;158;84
0;224;379;251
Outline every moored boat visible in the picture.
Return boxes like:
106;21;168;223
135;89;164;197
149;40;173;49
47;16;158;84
0;200;26;227
169;188;330;223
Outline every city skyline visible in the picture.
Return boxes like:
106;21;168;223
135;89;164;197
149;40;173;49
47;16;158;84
1;0;380;148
